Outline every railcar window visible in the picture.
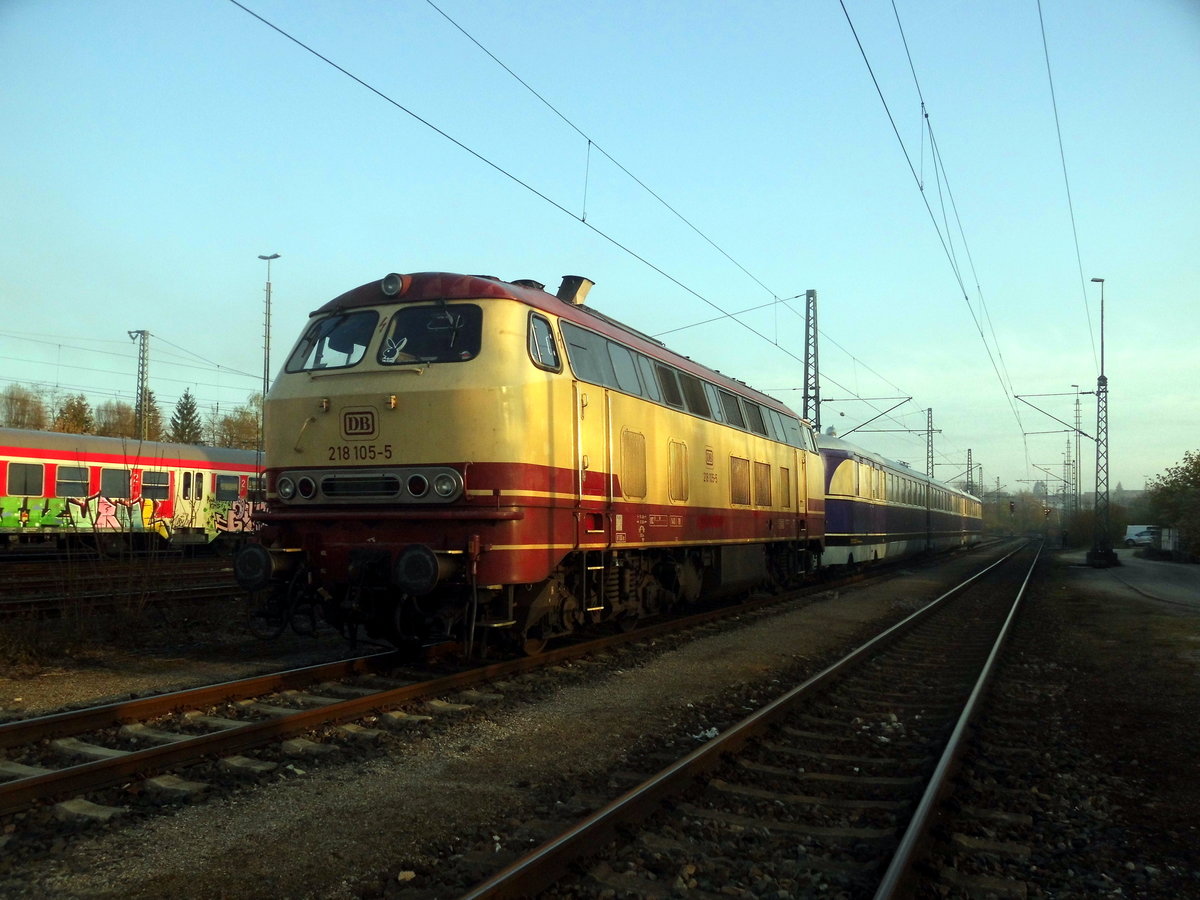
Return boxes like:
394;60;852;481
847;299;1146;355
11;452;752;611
194;471;204;500
143;471;170;500
678;372;711;417
730;456;751;506
635;355;661;402
608;343;643;396
702;383;725;423
656;365;685;409
753;461;772;507
100;468;130;499
215;475;241;501
379;304;482;365
782;416;806;450
182;472;191;500
560;322;616;386
55;466;89;498
287;311;379;372
248;475;264;502
742;401;768;437
528;314;561;371
718;390;745;428
9;462;43;496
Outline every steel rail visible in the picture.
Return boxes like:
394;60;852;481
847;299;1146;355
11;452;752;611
0;582;818;816
460;542;1032;899
872;541;1044;898
0;543;1010;817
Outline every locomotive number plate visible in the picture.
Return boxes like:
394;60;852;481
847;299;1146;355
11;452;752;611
328;444;394;461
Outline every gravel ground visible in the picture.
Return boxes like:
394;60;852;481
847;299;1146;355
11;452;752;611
1;547;1197;898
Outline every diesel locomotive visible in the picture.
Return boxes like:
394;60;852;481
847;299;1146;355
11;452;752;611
235;271;828;652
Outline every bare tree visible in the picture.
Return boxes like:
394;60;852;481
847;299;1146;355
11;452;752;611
0;384;49;430
94;400;137;438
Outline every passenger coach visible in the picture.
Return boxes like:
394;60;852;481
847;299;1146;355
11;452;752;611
239;271;825;652
0;427;260;551
817;431;981;565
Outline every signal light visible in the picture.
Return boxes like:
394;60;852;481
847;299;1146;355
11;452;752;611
1043;508;1051;517
1008;501;1015;514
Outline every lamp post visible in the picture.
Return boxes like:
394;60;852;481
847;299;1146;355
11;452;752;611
257;253;280;463
1086;277;1117;566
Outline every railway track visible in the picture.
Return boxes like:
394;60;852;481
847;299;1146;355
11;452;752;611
0;557;240;618
456;541;1041;899
0;566;863;823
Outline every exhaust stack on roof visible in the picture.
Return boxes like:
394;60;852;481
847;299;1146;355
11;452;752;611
556;275;594;305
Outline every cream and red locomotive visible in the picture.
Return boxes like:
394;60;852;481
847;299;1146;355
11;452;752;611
235;271;826;651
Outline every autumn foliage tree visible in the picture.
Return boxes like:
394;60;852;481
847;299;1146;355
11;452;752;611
1147;450;1200;556
53;394;95;434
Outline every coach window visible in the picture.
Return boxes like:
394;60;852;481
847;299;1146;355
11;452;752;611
608;342;643;396
55;466;89;498
100;469;131;499
215;475;240;502
183;472;192;500
143;471;170;501
635;355;662;403
9;463;43;496
718;390;745;429
560;322;617;386
655;365;685;409
678;372;711;418
379;305;483;364
528;314;561;371
742;400;768;437
248;475;264;502
195;471;204;500
287;310;379;372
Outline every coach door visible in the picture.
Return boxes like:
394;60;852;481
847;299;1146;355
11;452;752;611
573;382;612;545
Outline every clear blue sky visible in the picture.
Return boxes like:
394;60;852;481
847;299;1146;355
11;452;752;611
2;0;1197;497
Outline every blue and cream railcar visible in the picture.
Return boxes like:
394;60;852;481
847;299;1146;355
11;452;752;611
817;432;981;565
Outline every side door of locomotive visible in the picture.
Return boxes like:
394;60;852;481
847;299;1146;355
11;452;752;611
573;380;612;547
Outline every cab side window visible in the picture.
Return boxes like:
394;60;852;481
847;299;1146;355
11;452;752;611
528;314;561;371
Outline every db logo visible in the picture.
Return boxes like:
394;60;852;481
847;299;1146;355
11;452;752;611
341;408;377;440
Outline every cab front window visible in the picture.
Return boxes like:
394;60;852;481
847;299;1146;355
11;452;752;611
378;304;482;365
286;311;380;373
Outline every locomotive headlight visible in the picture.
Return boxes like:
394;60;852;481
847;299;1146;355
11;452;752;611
277;476;297;500
433;472;460;498
406;474;429;498
381;272;407;297
297;476;317;499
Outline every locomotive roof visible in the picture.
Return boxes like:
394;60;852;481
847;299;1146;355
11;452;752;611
817;430;979;500
316;271;799;418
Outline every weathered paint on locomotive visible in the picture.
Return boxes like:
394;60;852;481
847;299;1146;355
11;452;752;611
0;428;260;547
253;272;825;646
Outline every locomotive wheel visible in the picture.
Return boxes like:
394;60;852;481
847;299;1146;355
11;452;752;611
517;615;549;656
